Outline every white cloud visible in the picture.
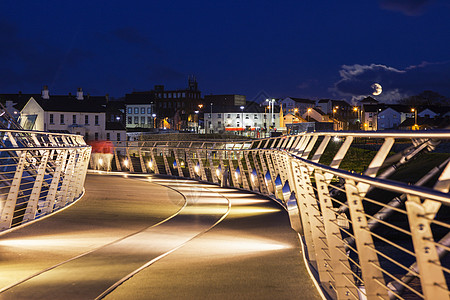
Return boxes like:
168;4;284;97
333;61;450;103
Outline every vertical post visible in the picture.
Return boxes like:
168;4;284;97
345;179;387;299
0;152;27;230
23;150;50;222
405;195;448;300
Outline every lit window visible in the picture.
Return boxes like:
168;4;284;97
141;108;145;114
128;107;132;114
134;108;139;114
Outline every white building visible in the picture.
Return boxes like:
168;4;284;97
279;97;315;115
204;102;280;137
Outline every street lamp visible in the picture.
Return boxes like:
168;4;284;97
152;113;156;128
411;108;417;130
195;110;199;133
307;108;312;122
240;106;244;134
210;102;213;133
353;106;361;130
266;99;275;129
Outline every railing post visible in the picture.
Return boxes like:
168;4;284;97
139;148;147;173
237;151;249;189
23;150;50;222
405;195;448;300
315;170;358;299
345;179;388;299
42;150;67;214
0;151;27;230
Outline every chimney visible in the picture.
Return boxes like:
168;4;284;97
76;87;84;100
42;85;49;99
105;93;109;103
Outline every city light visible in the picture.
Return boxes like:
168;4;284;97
123;159;129;167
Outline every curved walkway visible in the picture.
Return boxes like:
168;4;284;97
0;173;320;300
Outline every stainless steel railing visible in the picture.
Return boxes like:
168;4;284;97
0;129;91;232
95;131;450;300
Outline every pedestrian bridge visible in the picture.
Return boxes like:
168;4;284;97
1;124;450;299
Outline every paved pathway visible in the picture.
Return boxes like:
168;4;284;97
0;173;320;299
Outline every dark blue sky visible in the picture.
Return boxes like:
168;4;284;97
1;0;449;103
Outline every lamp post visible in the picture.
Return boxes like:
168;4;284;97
240;106;244;135
265;98;275;129
353;106;360;130
307;108;312;122
411;108;417;130
210;102;213;133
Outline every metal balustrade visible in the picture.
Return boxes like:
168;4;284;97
0;129;91;232
98;131;450;300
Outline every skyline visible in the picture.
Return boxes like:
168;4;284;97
1;0;449;103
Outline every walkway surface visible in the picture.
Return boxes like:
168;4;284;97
0;173;321;300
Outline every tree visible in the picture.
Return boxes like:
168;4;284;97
398;90;449;106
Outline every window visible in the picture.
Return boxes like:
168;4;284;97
218;121;222;126
217;114;221;118
106;133;110;140
245;114;249;119
127;107;132;114
128;117;132;124
85;115;89;125
141;117;145;124
227;114;231;118
147;116;152;124
117;133;121;141
254;114;258;119
49;114;54;124
60;114;64;124
134;108;139;114
236;122;240;127
147;107;152;114
72;115;76;124
141;108;145;114
254;123;257;127
95;115;99;125
94;132;99;141
134;117;138;124
236;114;240;118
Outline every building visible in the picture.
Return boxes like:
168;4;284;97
204;94;246;107
125;77;202;130
2;86;125;142
203;101;280;137
125;93;156;129
279;97;315;115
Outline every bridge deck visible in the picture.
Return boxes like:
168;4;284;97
0;173;321;299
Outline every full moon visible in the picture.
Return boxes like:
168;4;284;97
371;83;382;96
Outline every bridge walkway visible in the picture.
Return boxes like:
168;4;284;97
0;173;321;300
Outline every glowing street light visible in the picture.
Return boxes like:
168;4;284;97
307;108;312;122
411;108;418;130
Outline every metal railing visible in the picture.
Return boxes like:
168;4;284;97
0;129;91;232
97;131;450;300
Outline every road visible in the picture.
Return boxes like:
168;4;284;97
0;173;321;299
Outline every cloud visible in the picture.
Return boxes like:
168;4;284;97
379;0;435;16
333;62;450;103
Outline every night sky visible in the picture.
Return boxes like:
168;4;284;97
1;0;449;103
